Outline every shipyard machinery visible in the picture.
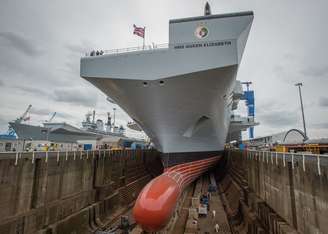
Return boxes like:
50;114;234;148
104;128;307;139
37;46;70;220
241;82;255;139
15;104;32;124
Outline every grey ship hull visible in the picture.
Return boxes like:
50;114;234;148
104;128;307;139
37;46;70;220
9;122;100;142
81;11;253;157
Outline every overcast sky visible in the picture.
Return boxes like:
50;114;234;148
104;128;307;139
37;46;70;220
0;0;327;139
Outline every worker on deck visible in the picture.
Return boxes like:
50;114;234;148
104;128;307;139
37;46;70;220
215;223;220;232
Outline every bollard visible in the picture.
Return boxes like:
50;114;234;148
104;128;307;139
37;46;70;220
57;151;60;163
66;151;68;161
45;151;48;163
15;152;19;166
74;151;76;160
86;150;89;159
283;153;286;167
317;154;321;175
32;151;35;164
302;154;305;172
275;152;278;165
80;150;83;160
271;152;273;164
291;154;294;170
262;151;265;163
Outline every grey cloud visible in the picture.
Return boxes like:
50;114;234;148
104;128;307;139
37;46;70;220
0;115;9;132
29;108;73;120
13;84;99;108
283;53;296;60
310;122;328;129
0;115;8;125
318;97;328;107
66;41;95;55
29;108;54;116
64;41;96;75
0;32;43;57
53;88;97;107
64;59;79;76
0;80;4;87
301;66;328;78
14;85;51;97
56;112;74;119
256;100;290;115
258;110;298;128
66;44;85;54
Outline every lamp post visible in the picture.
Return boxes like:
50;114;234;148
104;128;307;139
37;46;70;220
113;107;116;129
295;83;307;139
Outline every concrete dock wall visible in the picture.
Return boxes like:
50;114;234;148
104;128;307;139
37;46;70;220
0;149;162;234
228;150;328;234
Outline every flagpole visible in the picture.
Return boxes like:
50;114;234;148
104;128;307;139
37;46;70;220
143;27;146;50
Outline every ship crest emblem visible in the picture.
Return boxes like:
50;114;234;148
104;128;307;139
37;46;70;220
195;26;209;39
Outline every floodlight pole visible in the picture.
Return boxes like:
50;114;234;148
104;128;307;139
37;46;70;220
295;83;307;139
113;107;116;129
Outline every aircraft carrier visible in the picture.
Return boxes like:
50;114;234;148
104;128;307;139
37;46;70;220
80;3;254;231
80;5;253;165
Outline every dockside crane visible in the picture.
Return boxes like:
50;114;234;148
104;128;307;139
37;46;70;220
241;82;255;139
45;112;56;123
15;104;32;124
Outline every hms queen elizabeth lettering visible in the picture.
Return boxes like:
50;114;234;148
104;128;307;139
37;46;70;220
174;40;232;49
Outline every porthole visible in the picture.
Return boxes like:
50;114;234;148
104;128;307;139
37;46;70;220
159;80;164;86
143;82;148;87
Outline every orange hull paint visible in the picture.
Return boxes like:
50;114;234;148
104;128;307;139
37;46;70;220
133;175;180;231
133;156;221;231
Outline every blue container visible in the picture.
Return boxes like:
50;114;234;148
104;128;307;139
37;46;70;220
83;144;92;150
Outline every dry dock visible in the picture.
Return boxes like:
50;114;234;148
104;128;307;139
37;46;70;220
0;149;327;233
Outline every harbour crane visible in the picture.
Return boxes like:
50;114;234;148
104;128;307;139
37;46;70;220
15;104;32;123
46;112;57;123
241;82;255;138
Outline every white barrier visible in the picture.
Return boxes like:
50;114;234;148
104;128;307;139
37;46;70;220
245;149;327;176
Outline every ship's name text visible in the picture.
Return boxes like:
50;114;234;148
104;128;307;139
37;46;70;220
174;41;232;50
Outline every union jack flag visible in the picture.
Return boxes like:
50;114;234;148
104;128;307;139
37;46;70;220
133;24;145;38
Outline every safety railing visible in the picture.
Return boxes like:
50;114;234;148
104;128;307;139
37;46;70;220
245;149;328;176
84;38;235;57
85;43;169;57
0;149;154;166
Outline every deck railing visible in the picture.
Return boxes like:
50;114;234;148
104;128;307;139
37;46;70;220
85;43;169;57
244;149;328;176
84;39;235;57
